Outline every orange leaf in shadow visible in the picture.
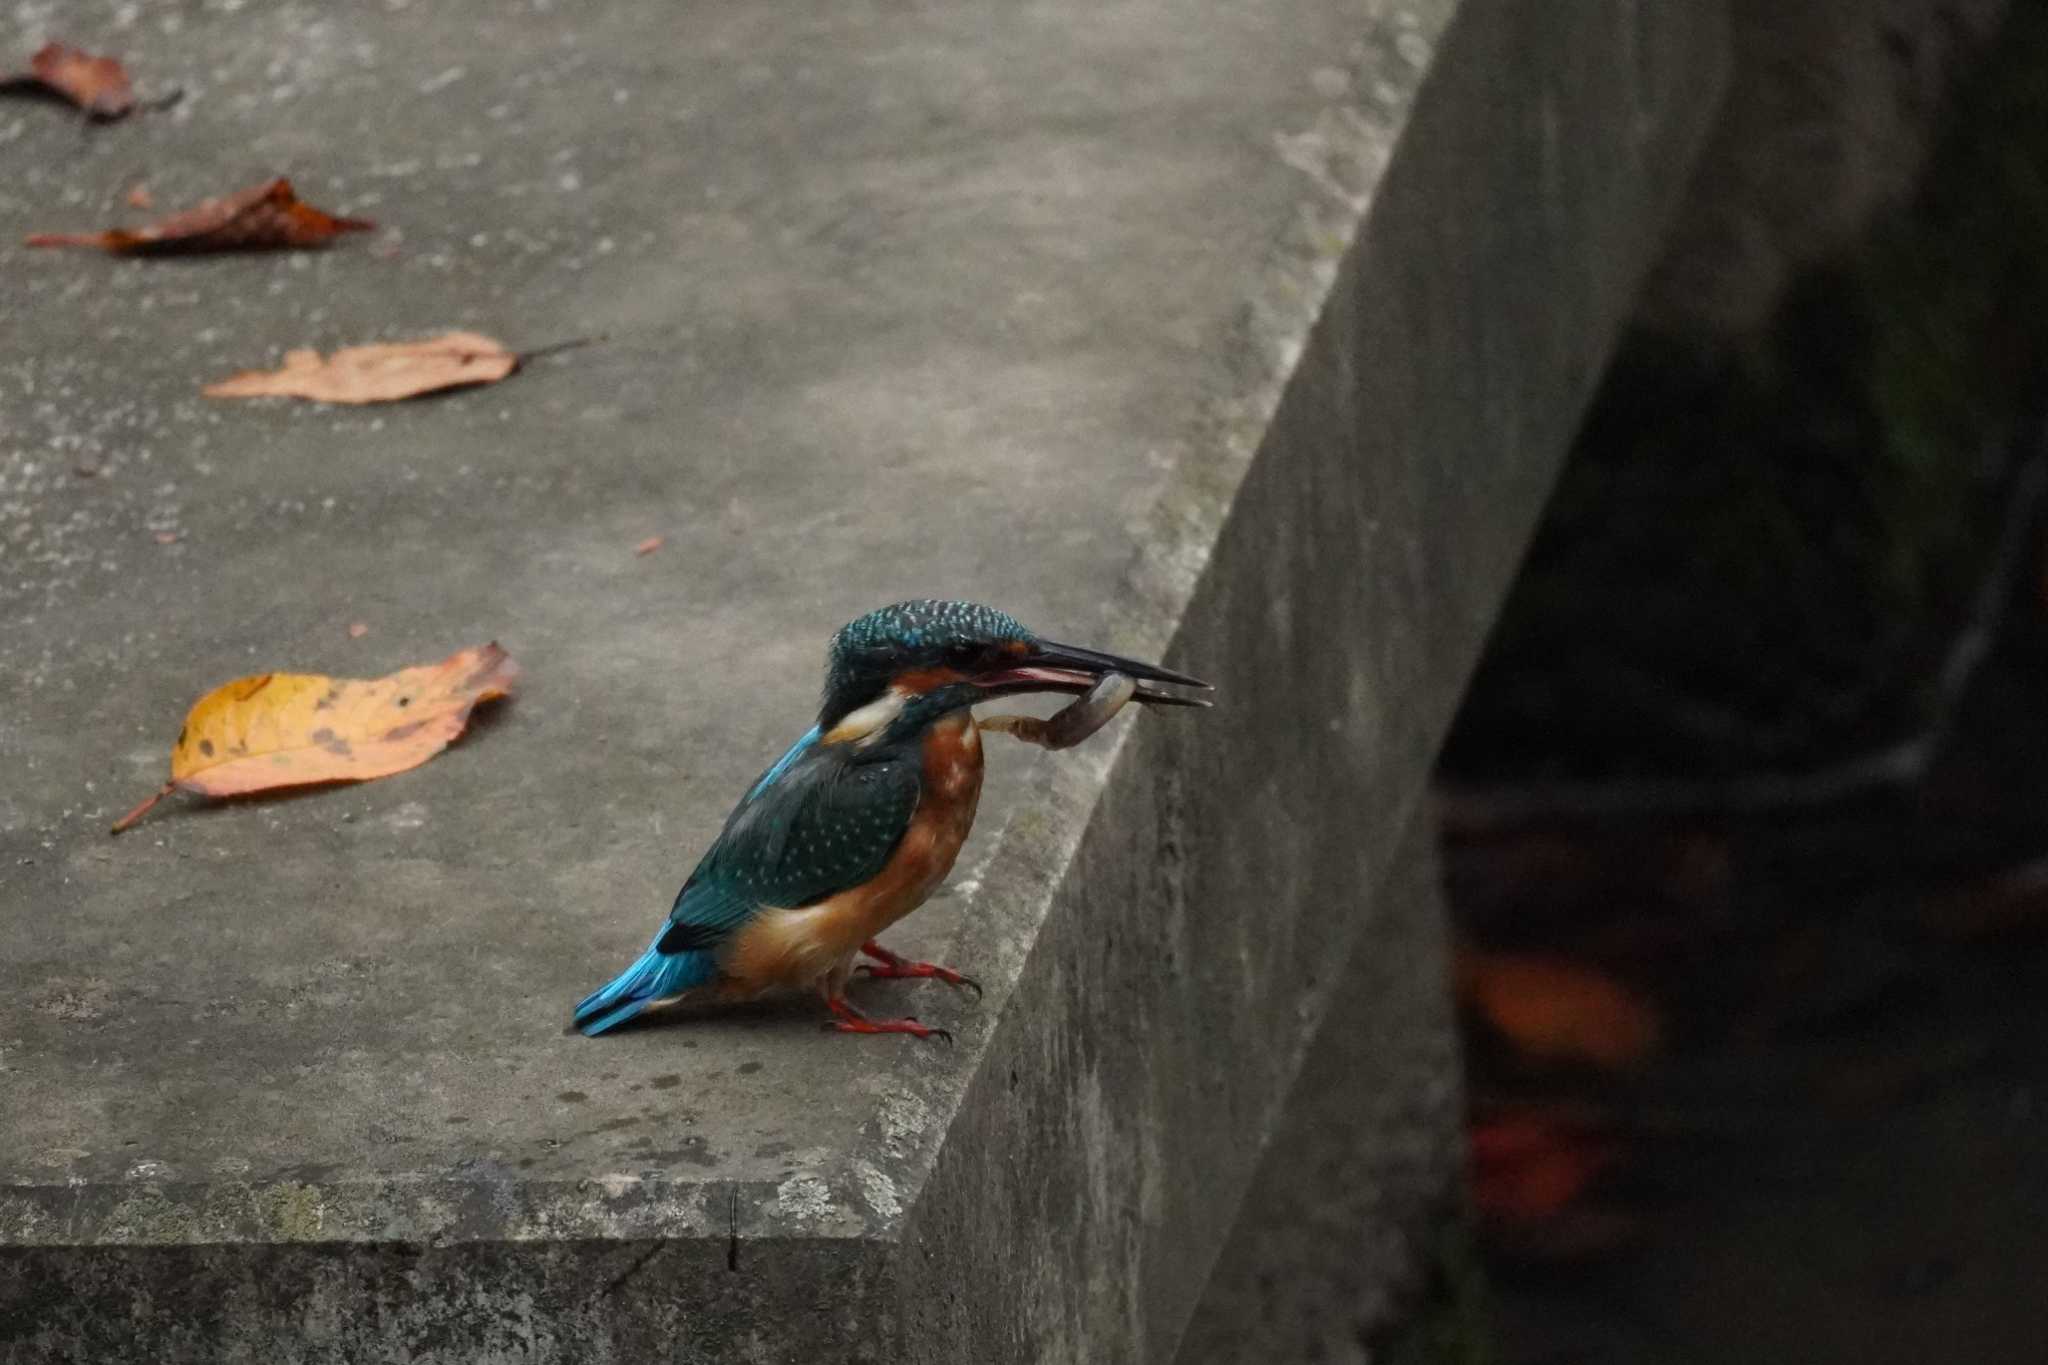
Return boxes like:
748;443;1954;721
27;178;372;254
1457;949;1661;1070
111;643;518;833
1468;1107;1618;1223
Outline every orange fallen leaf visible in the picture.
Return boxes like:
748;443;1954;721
2;42;135;119
126;184;153;209
202;331;519;405
110;643;518;834
26;177;372;255
348;622;370;639
1468;1106;1618;1224
1457;949;1661;1070
634;535;664;556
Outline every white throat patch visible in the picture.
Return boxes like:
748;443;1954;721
823;689;908;747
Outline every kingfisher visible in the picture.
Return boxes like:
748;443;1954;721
573;599;1210;1040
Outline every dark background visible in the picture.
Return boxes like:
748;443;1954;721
1426;5;2048;1362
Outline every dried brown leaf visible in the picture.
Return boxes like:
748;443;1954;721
4;42;135;119
202;331;520;405
26;178;372;255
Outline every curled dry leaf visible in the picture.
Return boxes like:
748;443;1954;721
1;42;135;119
26;177;372;255
110;643;518;834
1456;949;1661;1071
203;331;519;405
1468;1106;1618;1223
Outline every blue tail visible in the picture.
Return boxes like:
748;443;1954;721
573;934;718;1037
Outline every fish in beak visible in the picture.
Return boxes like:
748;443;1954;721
972;639;1212;708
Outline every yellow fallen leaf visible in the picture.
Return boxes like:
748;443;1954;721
111;643;518;833
200;331;519;405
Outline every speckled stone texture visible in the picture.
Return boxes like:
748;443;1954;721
1;0;1722;1360
1176;824;1457;1365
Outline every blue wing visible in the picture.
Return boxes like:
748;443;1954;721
657;747;921;952
574;736;921;1036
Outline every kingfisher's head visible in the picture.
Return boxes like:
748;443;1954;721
818;599;1207;742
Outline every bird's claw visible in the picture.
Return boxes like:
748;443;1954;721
856;940;981;999
825;997;953;1042
854;960;982;998
824;1017;953;1044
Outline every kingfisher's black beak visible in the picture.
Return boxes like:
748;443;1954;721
973;639;1213;708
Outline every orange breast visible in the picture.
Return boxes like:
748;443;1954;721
720;713;985;991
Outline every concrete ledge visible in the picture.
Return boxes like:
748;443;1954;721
898;4;1727;1357
1178;820;1455;1364
2;0;1723;1359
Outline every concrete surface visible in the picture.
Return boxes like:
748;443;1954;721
1178;822;1459;1365
0;0;1722;1359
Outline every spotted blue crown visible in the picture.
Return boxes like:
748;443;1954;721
821;599;1032;721
832;599;1029;660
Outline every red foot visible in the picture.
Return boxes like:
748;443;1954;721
855;939;983;998
826;996;950;1042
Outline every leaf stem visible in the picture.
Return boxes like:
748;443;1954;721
109;782;174;835
519;333;608;364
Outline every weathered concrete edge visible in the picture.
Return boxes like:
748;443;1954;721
0;1171;913;1361
1;1235;894;1364
894;1;1730;1361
